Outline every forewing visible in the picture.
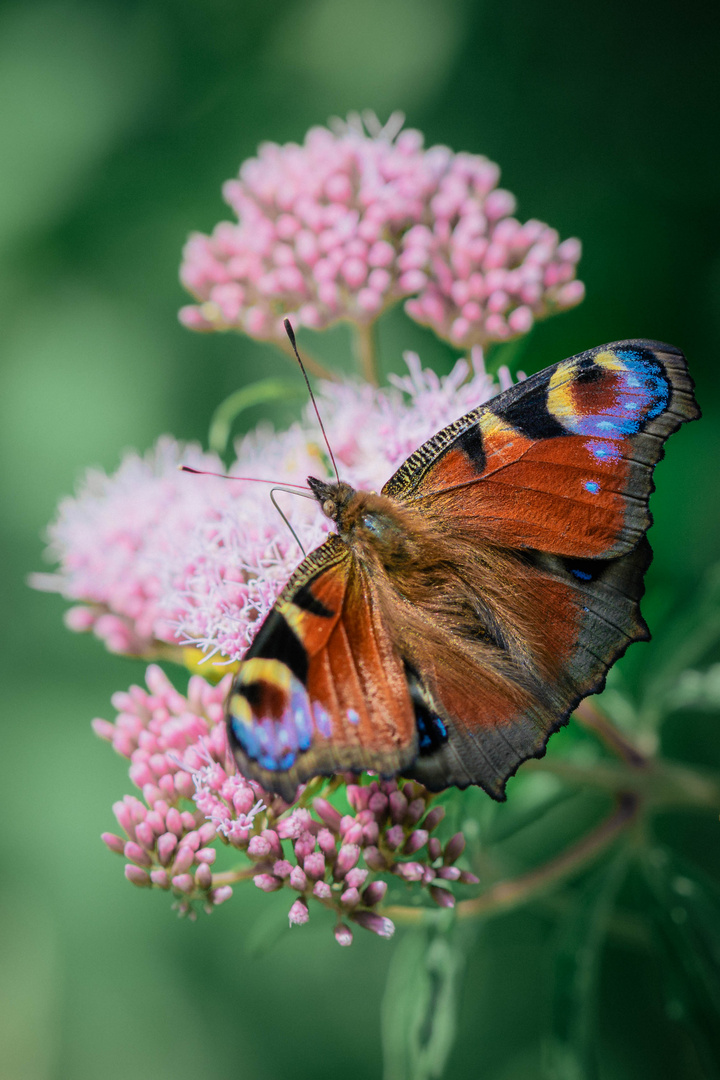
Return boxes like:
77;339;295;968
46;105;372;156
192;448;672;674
227;535;416;800
383;340;699;558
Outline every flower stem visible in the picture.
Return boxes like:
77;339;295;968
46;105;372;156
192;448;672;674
276;337;338;381
353;321;379;385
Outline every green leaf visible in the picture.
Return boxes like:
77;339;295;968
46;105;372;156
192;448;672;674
381;921;471;1080
208;379;305;455
640;847;720;1069
546;846;632;1080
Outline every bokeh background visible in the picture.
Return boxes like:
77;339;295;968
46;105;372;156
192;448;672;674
3;1;720;1077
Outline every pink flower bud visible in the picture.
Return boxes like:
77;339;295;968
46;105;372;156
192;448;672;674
341;822;364;846
247;835;272;859
385;825;404;850
172;846;196;875
150;869;170;889
313;880;332;900
394;861;424;882
334;923;353;946
182;830;201;852
101;832;125;855
134;821;156;850
459;871;480;885
389;791;408;824
195;863;213;890
403;829;428;855
113;801;135;838
165;808;183;837
125;865;151;887
157;832;178;866
92;718;116;741
294;831;316;860
367;791;389;816
211;885;233;906
288;899;309;926
334;844;360;879
436;865;461;881
341;886;360;908
124;841;152;867
289;866;308;891
195;847;216;865
428;837;442;862
444;833;466;864
273;860;293;879
362;880;388;906
362;820;379;846
422;806;445;832
254;874;283;893
429;885;455;908
304;853;326;880
405;798;425;825
363;846;388;871
344;868;368;889
317;828;337;857
171;873;195;894
351;911;395;939
198;822;218;846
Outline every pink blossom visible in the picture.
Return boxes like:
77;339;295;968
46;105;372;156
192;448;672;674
178;112;582;348
95;662;478;936
33;351;516;665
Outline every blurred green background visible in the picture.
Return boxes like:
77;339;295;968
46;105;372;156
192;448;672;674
3;0;720;1077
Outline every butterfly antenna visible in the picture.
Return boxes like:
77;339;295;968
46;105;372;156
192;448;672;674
180;465;312;491
283;318;340;483
270;488;307;556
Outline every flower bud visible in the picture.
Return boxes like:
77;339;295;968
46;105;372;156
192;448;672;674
362;880;388;906
289;866;308;891
124;864;151;887
334;923;353;946
422;806;445;831
254;874;283;893
443;833;466;864
313;797;342;830
429;885;455;909
288;899;309;926
351;911;395;938
101;832;125;855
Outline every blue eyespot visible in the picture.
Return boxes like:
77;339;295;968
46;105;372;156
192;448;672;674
571;568;593;581
585;481;600;494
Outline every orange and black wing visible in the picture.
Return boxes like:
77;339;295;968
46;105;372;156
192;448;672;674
384;340;699;558
226;535;416;801
380;340;699;797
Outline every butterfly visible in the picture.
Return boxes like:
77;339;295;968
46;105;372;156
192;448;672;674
226;339;699;802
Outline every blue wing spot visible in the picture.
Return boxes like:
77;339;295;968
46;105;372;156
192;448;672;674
347;709;360;725
585;480;600;494
571;568;593;581
313;702;332;739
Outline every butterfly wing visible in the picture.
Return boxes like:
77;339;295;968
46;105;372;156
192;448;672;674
384;340;699;558
227;534;416;801
377;339;698;796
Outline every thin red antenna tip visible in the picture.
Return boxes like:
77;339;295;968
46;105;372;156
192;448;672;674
283;319;340;483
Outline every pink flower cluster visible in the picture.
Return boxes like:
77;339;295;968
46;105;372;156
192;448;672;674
179;112;582;348
33;351;514;664
97;665;478;939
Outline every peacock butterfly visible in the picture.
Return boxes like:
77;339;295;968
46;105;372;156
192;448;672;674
226;339;699;802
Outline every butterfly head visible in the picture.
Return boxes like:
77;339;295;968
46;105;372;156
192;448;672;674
307;476;355;524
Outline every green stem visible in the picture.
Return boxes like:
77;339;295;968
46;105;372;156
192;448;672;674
524;755;720;810
353;321;379;385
